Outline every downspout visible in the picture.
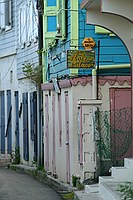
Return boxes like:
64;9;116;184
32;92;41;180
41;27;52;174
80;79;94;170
92;40;100;100
92;69;97;99
92;63;130;99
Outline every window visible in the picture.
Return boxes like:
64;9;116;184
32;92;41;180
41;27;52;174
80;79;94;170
0;0;11;32
19;5;27;47
47;0;56;6
47;16;56;32
19;0;38;48
44;0;66;49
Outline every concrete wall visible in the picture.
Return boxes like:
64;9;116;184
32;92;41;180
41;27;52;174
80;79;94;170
43;81;93;183
43;75;131;183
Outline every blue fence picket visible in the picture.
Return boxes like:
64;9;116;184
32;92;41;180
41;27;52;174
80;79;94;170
6;90;12;154
15;91;19;148
22;93;29;161
0;91;5;154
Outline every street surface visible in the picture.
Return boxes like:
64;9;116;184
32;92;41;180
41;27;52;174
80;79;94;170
0;167;63;200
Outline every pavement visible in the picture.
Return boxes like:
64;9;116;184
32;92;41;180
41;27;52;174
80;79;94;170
1;164;106;200
0;167;63;200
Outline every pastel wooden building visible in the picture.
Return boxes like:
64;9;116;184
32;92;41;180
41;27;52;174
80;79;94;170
0;0;43;167
41;0;131;184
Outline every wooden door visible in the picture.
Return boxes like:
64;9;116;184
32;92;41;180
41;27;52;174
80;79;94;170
110;88;132;160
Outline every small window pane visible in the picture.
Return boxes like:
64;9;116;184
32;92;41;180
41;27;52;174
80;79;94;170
47;0;56;6
47;16;56;32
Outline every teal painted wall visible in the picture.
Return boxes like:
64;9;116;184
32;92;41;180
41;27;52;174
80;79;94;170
44;0;130;81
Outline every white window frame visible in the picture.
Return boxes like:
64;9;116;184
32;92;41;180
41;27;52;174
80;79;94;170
20;4;27;48
18;0;38;48
0;0;12;32
32;0;38;43
0;1;5;30
5;0;12;31
27;1;34;46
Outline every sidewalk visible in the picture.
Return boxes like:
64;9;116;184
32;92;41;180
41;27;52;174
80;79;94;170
10;164;75;198
10;164;105;200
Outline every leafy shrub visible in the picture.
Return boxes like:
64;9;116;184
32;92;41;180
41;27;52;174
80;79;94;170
117;182;133;200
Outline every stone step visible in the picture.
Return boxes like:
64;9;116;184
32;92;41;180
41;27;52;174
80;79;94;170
110;166;133;182
124;158;133;168
99;176;114;183
75;190;104;200
99;182;122;200
85;184;99;193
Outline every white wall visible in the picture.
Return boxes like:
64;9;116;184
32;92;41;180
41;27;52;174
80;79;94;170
43;81;93;183
43;76;131;184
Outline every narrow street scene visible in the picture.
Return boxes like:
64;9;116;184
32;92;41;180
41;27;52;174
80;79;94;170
0;167;63;200
0;0;133;200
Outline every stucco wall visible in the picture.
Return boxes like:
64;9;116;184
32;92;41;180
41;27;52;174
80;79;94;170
43;75;131;183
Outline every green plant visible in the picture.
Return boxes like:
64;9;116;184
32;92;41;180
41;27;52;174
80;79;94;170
22;62;43;86
36;165;45;172
117;182;133;200
63;192;74;200
32;165;46;177
76;179;84;190
72;174;80;187
10;147;20;164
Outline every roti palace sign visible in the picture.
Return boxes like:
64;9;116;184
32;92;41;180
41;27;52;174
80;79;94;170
67;50;95;68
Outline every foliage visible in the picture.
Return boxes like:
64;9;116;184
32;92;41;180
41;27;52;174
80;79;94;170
72;174;80;187
10;147;20;164
22;62;43;86
117;182;133;200
63;192;74;200
36;165;45;172
33;165;46;177
76;179;84;190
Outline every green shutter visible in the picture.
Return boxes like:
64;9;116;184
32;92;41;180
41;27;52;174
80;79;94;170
43;0;67;50
43;1;59;50
70;0;78;50
58;0;66;40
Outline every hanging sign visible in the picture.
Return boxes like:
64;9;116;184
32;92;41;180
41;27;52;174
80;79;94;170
67;50;95;68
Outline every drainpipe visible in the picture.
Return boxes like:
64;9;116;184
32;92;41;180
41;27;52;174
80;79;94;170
96;40;100;100
96;64;130;70
92;69;97;99
92;63;130;100
92;40;100;100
